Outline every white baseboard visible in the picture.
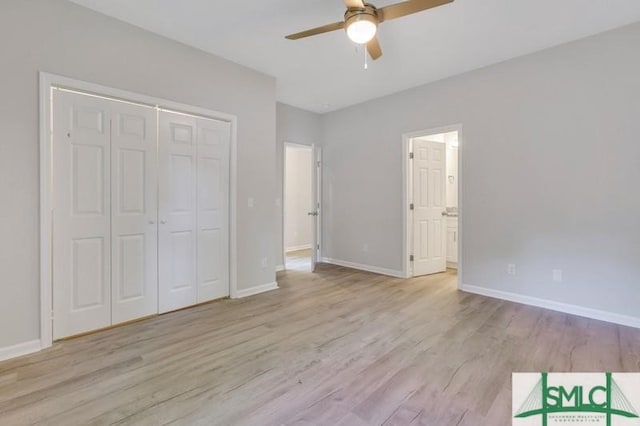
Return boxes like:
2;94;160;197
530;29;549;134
234;282;279;299
275;265;285;272
0;339;42;363
462;284;640;329
320;257;405;278
286;244;312;252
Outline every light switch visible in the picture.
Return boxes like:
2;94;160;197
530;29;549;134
248;198;254;208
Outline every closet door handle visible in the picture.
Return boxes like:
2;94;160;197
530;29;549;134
148;220;156;225
160;220;167;225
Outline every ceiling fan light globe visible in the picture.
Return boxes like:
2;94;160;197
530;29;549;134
346;16;378;44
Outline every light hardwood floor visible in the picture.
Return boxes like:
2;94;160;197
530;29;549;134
285;249;312;271
1;265;640;425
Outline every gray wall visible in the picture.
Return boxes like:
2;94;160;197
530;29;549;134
0;0;276;349
322;22;640;317
275;103;322;267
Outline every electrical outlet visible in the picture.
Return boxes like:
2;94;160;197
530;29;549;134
362;244;369;252
261;257;268;268
507;264;516;276
553;269;563;283
248;198;254;208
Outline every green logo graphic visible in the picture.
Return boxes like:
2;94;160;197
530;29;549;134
514;373;638;426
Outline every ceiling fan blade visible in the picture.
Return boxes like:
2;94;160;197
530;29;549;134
285;21;345;40
379;0;454;22
367;36;382;60
344;0;365;9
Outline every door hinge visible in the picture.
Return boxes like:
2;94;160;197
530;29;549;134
409;152;414;159
317;161;321;167
317;244;320;250
410;255;414;262
409;203;414;210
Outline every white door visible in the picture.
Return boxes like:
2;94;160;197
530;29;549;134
412;139;447;276
196;117;230;302
53;90;112;339
111;102;159;324
158;111;198;313
310;146;322;271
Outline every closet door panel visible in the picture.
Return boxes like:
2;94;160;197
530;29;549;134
53;90;112;339
197;118;230;302
111;103;158;324
158;111;198;313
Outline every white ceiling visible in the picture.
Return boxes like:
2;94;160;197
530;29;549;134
69;0;640;113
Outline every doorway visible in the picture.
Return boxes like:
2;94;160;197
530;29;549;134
283;143;321;272
403;125;461;284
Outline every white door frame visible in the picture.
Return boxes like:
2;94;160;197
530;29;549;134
39;72;238;350
402;124;463;289
282;142;321;270
313;145;322;270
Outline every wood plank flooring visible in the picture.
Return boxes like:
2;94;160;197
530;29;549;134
1;265;640;425
285;249;312;271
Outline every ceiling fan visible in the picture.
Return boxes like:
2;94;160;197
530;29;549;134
285;0;454;61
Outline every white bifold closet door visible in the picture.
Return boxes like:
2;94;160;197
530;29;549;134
158;111;230;313
53;90;158;339
195;116;230;302
53;90;230;338
110;102;159;324
53;91;112;339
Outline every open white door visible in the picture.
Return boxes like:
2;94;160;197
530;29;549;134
310;145;322;271
412;139;447;276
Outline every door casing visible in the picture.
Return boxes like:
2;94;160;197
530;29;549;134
282;142;322;271
402;124;463;289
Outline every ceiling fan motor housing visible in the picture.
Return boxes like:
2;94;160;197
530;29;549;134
344;4;380;29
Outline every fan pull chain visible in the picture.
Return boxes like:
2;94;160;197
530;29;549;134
364;45;368;70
